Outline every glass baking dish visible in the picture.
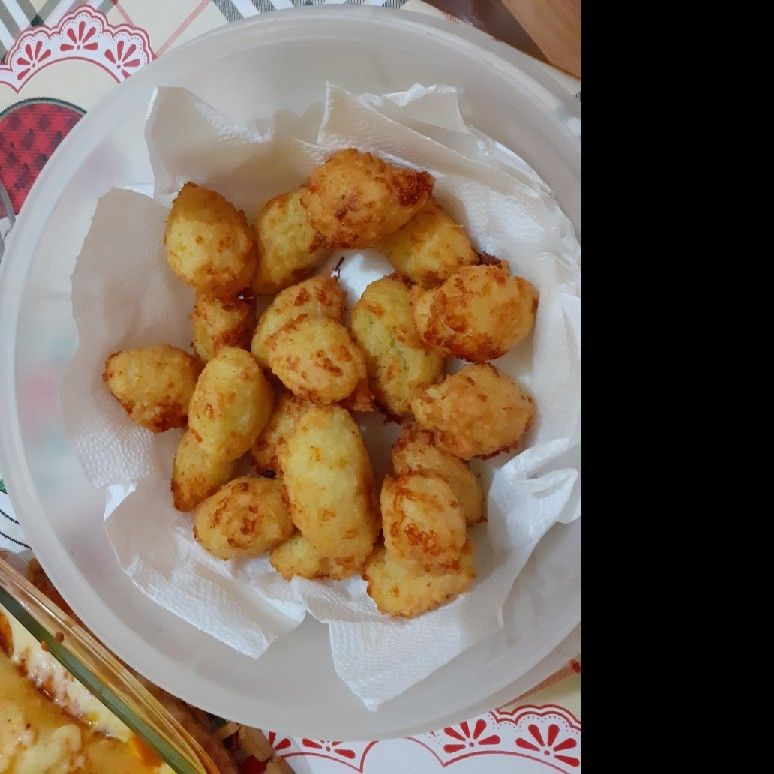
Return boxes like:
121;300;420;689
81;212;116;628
0;556;220;773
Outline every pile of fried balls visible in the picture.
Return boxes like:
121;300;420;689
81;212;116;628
103;149;538;617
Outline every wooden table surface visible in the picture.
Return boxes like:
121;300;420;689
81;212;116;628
426;0;580;78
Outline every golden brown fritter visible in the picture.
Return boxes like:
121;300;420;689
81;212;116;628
171;429;235;512
164;182;256;297
392;424;485;525
300;149;433;248
103;345;202;432
410;363;535;460
380;472;467;573
266;315;367;405
193;476;293;560
250;392;310;475
270;533;373;581
192;292;255;362
412;262;539;362
380;197;477;287
363;542;475;618
188;347;274;461
251;275;346;369
279;405;380;558
350;275;444;417
252;188;332;294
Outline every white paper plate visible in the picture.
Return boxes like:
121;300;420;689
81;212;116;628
0;7;580;739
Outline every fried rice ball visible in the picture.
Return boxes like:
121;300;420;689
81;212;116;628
193;477;293;560
250;392;310;475
192;292;255;362
410;363;535;460
412;262;539;362
171;429;235;512
251;275;346;369
338;376;376;413
266;316;367;404
380;198;477;287
381;472;467;573
164;182;256;297
392;424;485;525
350;275;445;417
270;533;373;581
279;405;379;558
300;149;434;248
252;189;332;294
103;345;201;432
188;347;274;460
363;542;475;618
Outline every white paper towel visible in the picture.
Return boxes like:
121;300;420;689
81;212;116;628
60;83;581;710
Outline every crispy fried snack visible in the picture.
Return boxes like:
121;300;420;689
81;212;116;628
380;198;477;287
192;292;255;362
410;363;534;460
363;542;475;618
279;405;379;558
103;345;201;432
412;262;538;362
266;316;367;404
252;189;332;294
381;472;467;573
270;533;373;581
392;424;484;525
171;429;235;512
193;476;293;560
188;347;274;460
164;182;256;297
250;392;310;475
300;149;433;248
350;275;444;417
251;275;346;369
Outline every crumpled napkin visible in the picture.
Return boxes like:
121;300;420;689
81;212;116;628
60;82;580;710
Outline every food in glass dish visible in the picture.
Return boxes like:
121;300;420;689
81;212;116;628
2;558;293;774
0;597;177;773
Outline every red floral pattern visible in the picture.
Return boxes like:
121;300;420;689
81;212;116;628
266;731;291;752
104;38;144;79
0;7;152;94
515;723;579;768
59;19;99;52
442;719;501;753
13;40;52;81
262;704;580;771
302;739;358;759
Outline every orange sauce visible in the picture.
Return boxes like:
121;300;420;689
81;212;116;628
0;650;160;773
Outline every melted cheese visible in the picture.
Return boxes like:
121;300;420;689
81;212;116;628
0;607;173;773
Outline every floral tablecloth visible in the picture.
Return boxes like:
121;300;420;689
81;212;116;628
0;2;580;771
